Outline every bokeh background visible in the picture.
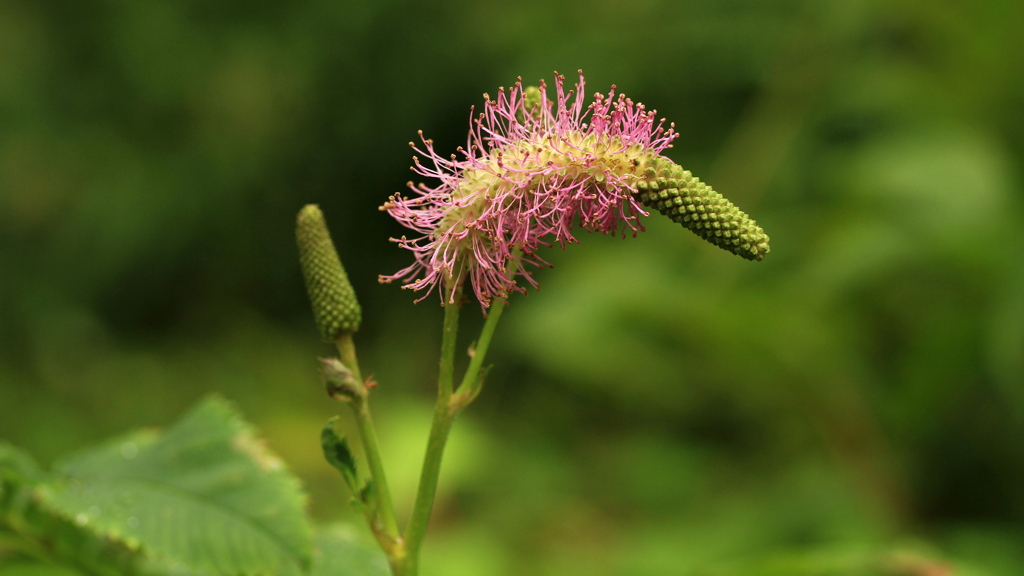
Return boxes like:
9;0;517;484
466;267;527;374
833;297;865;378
3;0;1024;574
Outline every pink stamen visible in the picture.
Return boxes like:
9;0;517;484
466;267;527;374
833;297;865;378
380;71;679;309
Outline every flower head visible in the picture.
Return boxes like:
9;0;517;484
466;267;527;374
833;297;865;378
380;71;768;309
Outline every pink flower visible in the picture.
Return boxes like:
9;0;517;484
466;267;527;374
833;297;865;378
380;71;677;308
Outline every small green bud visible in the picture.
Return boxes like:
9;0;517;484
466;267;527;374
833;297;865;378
516;86;549;125
637;160;770;261
297;205;362;339
319;357;364;402
523;86;543;115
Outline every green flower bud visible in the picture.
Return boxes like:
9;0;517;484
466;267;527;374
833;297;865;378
515;85;548;125
297;205;362;338
319;357;364;401
523;86;543;115
635;159;770;261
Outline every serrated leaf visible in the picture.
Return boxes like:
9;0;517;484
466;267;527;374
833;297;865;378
35;396;313;576
309;525;388;576
1;478;144;576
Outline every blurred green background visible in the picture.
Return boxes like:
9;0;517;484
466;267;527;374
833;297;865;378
2;0;1024;574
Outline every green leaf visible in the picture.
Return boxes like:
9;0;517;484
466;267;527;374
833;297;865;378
0;563;83;576
0;443;45;485
321;417;360;494
35;396;313;576
310;525;388;576
1;442;44;519
1;459;144;576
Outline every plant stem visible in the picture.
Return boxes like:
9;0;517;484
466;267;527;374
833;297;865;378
454;297;506;402
336;332;362;382
403;292;461;567
437;287;462;398
351;397;401;540
335;334;402;553
403;282;511;570
454;252;517;405
400;402;455;574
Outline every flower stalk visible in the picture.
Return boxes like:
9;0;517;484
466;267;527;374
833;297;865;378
403;281;508;570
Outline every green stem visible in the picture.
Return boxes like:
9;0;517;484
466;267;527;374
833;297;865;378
334;335;402;554
351;398;401;540
336;332;362;382
400;402;456;574
403;292;461;566
404;281;512;569
454;253;517;404
437;287;462;398
453;297;506;403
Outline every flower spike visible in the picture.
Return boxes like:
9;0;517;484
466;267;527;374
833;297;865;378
635;159;769;261
380;71;769;309
297;205;362;339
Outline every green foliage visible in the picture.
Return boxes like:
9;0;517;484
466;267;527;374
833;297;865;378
0;563;82;576
310;525;388;576
321;418;360;495
3;402;390;576
32;397;313;576
0;444;43;486
1;443;144;576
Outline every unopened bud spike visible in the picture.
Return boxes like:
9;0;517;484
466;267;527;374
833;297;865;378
635;159;770;261
297;204;362;339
